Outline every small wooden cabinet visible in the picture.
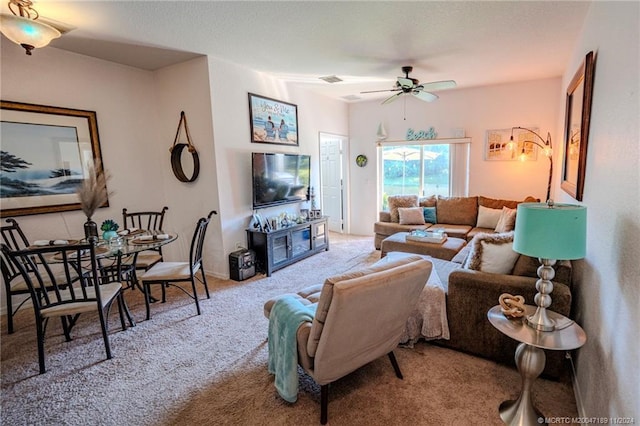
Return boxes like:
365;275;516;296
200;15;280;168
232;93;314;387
247;217;329;276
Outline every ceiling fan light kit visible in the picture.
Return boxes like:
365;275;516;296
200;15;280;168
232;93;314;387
361;65;456;105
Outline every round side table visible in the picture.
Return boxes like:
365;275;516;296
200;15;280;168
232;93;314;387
487;305;586;426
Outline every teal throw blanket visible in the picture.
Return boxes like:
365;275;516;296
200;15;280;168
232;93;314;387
268;295;316;403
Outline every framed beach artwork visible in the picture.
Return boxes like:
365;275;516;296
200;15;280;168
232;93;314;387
0;101;107;217
485;128;539;161
248;93;298;146
561;51;594;201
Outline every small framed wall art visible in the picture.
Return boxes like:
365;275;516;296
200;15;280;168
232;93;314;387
485;128;539;161
248;93;298;146
356;154;368;167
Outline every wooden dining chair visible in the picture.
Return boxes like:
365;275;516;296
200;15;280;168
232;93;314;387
140;210;217;320
1;241;130;374
1;218;34;334
122;206;169;273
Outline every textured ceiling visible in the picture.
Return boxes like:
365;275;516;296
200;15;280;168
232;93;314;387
4;1;591;102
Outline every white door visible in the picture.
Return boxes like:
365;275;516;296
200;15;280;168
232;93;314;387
319;133;347;233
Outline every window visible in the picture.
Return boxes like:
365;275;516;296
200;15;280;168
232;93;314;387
379;139;470;210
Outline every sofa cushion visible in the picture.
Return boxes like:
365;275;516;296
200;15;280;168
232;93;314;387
422;207;437;224
494;207;517;232
512;255;573;287
476;205;502;228
419;195;437;207
467;227;495;241
463;232;519;274
478;196;520;210
436;196;478;226
388;195;419;223
398;207;426;225
374;221;429;237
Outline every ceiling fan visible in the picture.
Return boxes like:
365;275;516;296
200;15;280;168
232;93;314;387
361;66;456;105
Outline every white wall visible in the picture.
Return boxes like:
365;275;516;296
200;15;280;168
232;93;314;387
206;58;348;275
153;57;222;275
1;43;163;235
0;43;220;311
554;2;639;417
1;41;349;301
347;78;560;235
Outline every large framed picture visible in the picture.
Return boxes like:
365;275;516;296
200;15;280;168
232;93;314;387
0;100;107;217
561;51;595;201
248;93;298;146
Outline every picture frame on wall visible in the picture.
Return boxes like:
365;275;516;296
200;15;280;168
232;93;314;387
248;93;298;146
484;128;539;161
561;51;595;201
0;100;107;217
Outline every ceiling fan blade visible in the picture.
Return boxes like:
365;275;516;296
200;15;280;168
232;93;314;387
397;77;414;89
413;90;439;102
418;80;457;92
382;92;403;105
360;88;401;94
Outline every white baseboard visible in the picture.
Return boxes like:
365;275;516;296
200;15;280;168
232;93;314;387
567;351;587;420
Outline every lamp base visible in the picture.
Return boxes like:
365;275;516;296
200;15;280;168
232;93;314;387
499;343;546;425
525;258;557;332
525;309;555;332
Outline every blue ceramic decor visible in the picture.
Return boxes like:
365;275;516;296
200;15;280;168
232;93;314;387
100;219;119;241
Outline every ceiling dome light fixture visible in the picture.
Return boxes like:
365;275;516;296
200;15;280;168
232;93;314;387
0;0;61;55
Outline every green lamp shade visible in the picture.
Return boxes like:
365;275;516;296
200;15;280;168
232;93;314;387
513;203;587;260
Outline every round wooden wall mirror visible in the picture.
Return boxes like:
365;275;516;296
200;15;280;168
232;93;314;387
171;143;200;182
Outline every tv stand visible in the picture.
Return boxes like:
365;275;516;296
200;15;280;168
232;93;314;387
246;217;329;276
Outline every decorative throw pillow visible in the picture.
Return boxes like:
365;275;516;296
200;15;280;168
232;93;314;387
388;195;418;223
423;207;437;224
398;207;426;225
463;232;520;274
494;207;517;232
476;205;503;229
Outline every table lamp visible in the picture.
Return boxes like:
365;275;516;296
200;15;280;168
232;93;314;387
513;201;587;331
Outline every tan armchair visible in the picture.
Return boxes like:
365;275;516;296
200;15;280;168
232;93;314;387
264;255;432;424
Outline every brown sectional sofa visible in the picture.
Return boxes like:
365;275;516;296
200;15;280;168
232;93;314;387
436;252;571;379
389;248;573;379
373;194;537;249
374;194;574;378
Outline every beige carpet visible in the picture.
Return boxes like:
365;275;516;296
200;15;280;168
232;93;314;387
1;233;579;425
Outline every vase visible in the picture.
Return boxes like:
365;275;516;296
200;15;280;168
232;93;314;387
84;218;99;240
102;230;118;241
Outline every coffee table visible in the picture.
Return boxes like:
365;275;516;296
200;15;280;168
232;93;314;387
380;231;466;260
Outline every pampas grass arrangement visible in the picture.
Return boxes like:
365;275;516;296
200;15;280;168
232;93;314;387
76;159;110;220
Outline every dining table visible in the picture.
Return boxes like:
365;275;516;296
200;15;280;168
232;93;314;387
35;229;179;325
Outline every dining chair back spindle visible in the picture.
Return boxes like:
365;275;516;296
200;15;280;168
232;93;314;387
140;210;217;320
2;242;130;374
122;206;169;272
1;218;34;333
122;206;168;232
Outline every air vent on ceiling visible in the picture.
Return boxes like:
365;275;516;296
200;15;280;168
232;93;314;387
342;94;362;101
319;75;343;83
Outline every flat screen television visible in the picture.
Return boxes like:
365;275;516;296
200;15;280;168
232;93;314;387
252;152;310;209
